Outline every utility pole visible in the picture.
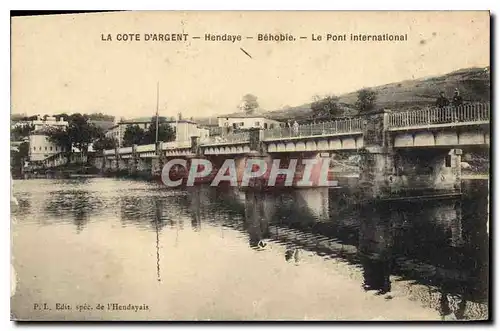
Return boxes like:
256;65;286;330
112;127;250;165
155;81;160;143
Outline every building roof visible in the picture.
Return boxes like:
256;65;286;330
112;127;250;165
118;119;197;125
217;110;278;119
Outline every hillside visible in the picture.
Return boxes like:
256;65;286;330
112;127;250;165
195;66;490;125
336;66;490;111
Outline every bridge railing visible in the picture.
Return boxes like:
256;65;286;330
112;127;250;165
387;103;490;129
162;140;191;150
119;146;133;154
201;131;250;145
136;144;155;153
262;118;363;140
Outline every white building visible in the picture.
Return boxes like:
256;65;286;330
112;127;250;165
217;112;283;130
28;116;69;162
175;121;210;142
29;134;68;161
32;116;68;131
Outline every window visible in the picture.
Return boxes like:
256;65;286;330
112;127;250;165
44;147;47;151
39;147;42;151
264;123;268;129
239;122;244;126
255;121;260;127
50;146;53;151
445;155;452;167
269;124;274;129
33;146;36;151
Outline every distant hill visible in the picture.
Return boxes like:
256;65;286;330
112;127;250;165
264;66;490;121
192;66;490;125
337;66;490;110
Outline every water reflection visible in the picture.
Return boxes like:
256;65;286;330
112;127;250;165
187;187;202;232
43;190;94;233
359;203;393;295
243;191;271;249
11;178;489;320
184;181;488;318
154;198;162;282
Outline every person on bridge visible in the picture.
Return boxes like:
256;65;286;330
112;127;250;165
435;91;450;108
451;88;463;108
292;121;299;136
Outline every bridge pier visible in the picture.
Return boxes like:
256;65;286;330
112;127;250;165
358;109;395;199
151;141;165;179
392;148;462;194
359;109;463;199
114;147;124;175
128;145;138;176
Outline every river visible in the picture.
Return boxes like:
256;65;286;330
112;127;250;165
10;178;489;321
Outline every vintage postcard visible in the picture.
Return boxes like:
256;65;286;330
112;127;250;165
10;11;490;321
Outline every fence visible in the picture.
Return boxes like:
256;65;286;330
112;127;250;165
387;103;490;129
202;131;250;145
162;140;192;150
136;144;155;153
262;118;363;140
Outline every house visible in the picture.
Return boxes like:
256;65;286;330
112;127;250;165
217;111;283;130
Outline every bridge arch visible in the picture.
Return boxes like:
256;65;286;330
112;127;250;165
285;142;296;152
435;132;458;146
341;137;356;149
329;139;341;150
395;133;415;147
458;131;486;145
296;142;306;151
306;141;317;151
317;140;329;151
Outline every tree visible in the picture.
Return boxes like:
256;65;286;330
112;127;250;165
11;123;34;141
88;112;115;122
10;141;29;176
355;88;377;113
92;136;117;152
142;117;176;144
310;95;341;120
67;113;101;154
122;125;145;147
54;113;69;122
46;127;72;152
21;115;39;121
240;94;259;114
46;113;101;155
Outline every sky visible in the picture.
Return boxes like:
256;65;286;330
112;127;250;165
11;11;490;119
